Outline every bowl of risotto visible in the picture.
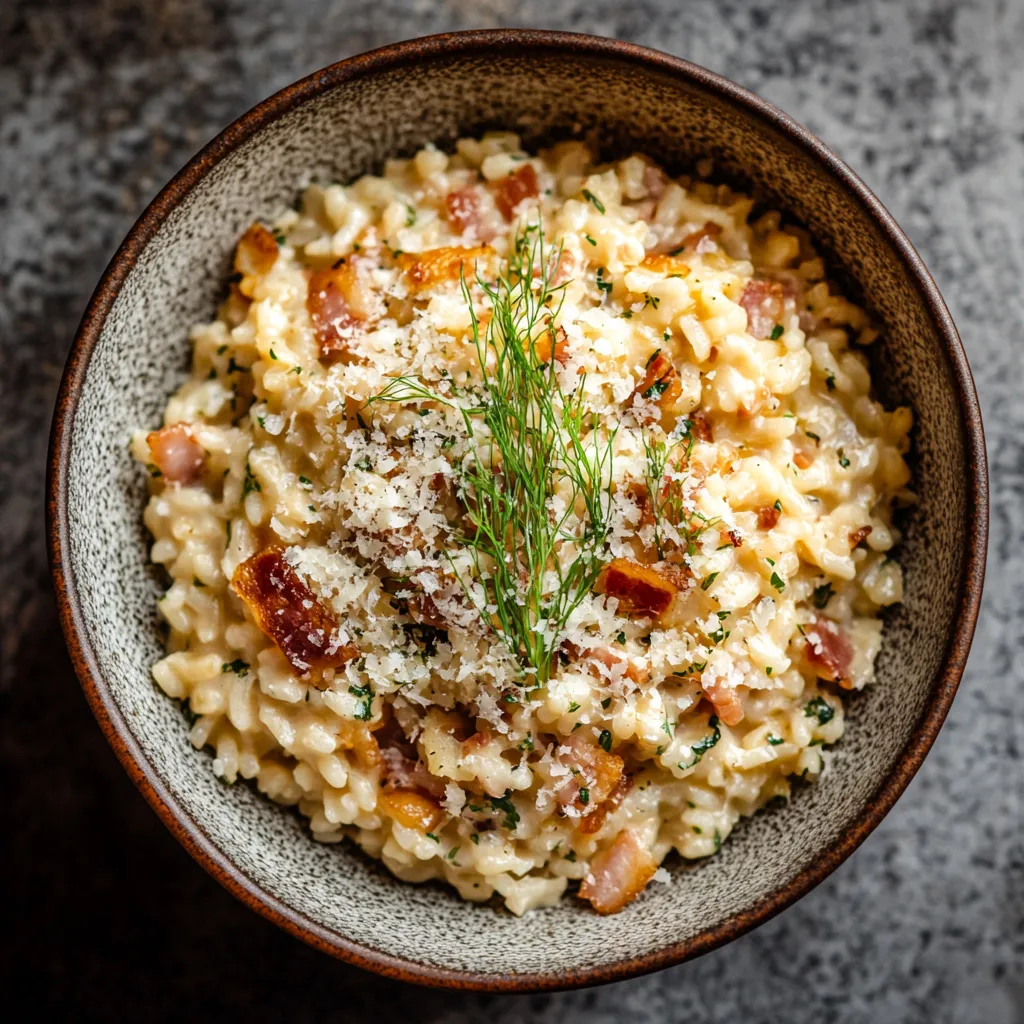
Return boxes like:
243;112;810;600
48;30;987;990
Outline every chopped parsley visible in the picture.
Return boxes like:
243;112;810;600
770;571;786;592
446;846;459;861
567;701;581;713
425;832;440;842
598;730;612;753
838;448;851;469
584;232;597;246
405;203;416;227
770;324;784;340
804;695;835;726
678;715;721;770
616;631;627;645
595;266;612;295
518;734;534;752
767;735;784;746
774;499;783;512
564;849;577;862
222;659;249;677
349;683;374;721
298;475;313;488
642;378;669;398
242;461;261;498
578;787;590;805
701;571;720;591
489;791;520;831
581;188;605;213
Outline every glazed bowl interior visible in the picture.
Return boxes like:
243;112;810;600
51;33;985;990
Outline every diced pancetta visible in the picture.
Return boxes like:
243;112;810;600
739;278;786;339
756;504;781;530
492;163;539;220
377;788;444;832
595;558;679;617
805;616;854;686
445;187;496;241
231;548;359;680
556;734;624;815
307;256;382;359
234;222;279;279
532;325;569;366
396;246;492;293
146;423;205;483
703;679;745;726
578;828;657;914
630;350;683;411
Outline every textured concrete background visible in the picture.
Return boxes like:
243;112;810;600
1;1;1022;1020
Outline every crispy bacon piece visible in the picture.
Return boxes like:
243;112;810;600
639;253;691;277
630;350;683;410
595;558;678;618
377;789;444;832
848;525;873;548
533;325;569;366
231;549;358;680
725;528;743;547
680;221;722;252
307;257;381;359
146;423;205;484
740;278;786;339
703;679;745;726
805;616;854;686
234;222;279;280
578;829;657;915
445;187;496;241
397;246;492;293
756;504;781;530
556;734;624;814
653;561;692;590
337;719;382;771
688;409;713;442
579;645;649;685
578;772;633;835
493;163;539;220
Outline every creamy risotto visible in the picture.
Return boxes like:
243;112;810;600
133;134;913;915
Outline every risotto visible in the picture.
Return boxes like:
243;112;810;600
133;134;913;916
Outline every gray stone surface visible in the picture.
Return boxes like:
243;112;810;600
1;0;1021;1020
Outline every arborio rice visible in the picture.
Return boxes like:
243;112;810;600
133;134;913;916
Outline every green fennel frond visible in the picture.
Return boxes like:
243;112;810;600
368;222;616;684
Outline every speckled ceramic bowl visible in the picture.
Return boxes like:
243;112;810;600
48;30;987;991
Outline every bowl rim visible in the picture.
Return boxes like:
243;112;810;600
46;27;989;993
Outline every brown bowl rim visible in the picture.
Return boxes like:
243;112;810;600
46;28;989;993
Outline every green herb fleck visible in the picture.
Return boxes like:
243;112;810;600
770;324;784;340
489;791;520;831
770;571;786;592
804;695;835;726
222;659;249;677
598;730;612;753
581;188;605;214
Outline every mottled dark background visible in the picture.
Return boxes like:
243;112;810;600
1;1;1022;1021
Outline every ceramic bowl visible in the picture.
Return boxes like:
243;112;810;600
48;29;987;991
